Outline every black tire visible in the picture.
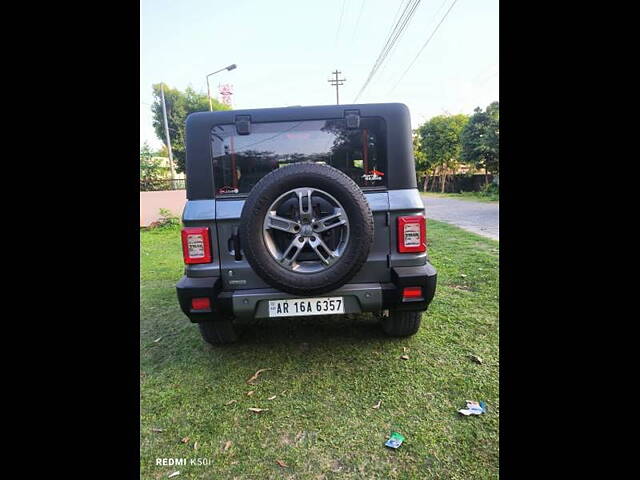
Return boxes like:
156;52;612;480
381;310;422;337
198;318;238;345
240;162;374;296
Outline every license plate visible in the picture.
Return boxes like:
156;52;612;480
268;296;344;317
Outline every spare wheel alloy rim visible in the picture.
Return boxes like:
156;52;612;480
262;187;350;273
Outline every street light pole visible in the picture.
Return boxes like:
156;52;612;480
206;64;237;111
160;83;176;181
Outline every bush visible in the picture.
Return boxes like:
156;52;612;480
480;182;499;201
148;208;181;229
482;182;499;195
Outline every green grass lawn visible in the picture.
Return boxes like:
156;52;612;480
140;221;499;479
421;192;499;203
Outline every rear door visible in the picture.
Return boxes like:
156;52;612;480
211;117;391;290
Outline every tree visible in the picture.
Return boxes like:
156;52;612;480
413;129;436;191
140;141;164;190
417;114;469;192
460;101;499;184
151;83;230;173
153;145;169;157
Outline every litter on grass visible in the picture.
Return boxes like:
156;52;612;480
458;400;486;416
246;368;271;384
469;354;483;364
385;432;405;449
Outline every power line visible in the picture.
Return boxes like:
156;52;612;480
354;0;415;102
389;0;460;93
353;0;422;102
385;0;412;44
335;0;347;44
376;0;428;79
351;0;366;40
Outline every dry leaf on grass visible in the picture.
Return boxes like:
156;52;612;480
372;400;382;409
248;407;268;413
246;368;271;384
180;437;189;444
167;472;180;478
276;460;288;468
470;354;483;364
223;440;232;451
246;391;255;396
268;395;277;400
225;399;237;406
400;355;409;360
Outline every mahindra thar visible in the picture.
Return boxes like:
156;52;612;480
176;103;437;344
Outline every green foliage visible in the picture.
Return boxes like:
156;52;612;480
417;114;469;192
482;181;499;195
153;145;169;157
412;130;437;191
148;208;181;229
460;102;499;174
151;83;230;173
140;142;164;182
412;130;430;173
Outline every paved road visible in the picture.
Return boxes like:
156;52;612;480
422;196;499;241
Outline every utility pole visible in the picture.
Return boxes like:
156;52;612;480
160;83;176;180
328;70;346;105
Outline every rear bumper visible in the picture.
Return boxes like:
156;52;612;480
176;263;437;322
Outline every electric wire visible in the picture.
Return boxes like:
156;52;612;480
336;0;347;44
388;0;460;93
353;0;422;102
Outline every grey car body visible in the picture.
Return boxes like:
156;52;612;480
176;102;437;343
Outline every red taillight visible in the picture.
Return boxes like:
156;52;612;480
181;227;212;264
402;286;423;300
397;216;426;253
191;297;211;310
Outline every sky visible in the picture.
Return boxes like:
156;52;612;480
140;0;498;150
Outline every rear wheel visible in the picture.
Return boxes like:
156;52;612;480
198;317;238;345
381;310;422;337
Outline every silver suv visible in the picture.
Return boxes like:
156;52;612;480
176;103;437;344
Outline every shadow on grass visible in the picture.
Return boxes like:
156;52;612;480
142;311;413;383
234;313;391;345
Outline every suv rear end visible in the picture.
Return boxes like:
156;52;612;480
176;103;436;344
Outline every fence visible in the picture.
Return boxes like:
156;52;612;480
140;178;186;192
419;174;495;193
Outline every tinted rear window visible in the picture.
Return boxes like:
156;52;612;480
210;118;386;196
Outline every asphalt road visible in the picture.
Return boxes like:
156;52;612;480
422;196;499;241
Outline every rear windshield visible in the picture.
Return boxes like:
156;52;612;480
210;118;386;196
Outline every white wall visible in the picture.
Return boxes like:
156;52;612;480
140;190;187;226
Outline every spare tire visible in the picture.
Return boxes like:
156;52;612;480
239;162;373;296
